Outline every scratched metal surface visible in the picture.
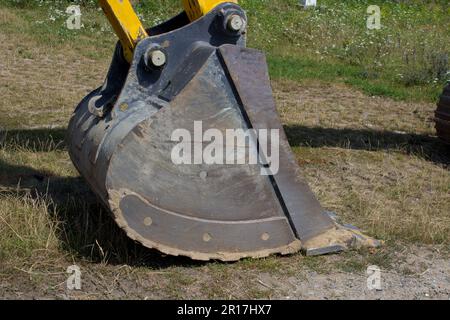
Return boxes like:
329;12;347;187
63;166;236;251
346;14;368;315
67;3;339;260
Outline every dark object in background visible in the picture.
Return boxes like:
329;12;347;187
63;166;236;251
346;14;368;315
436;83;450;144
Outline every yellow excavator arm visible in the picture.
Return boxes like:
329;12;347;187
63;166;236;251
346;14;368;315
99;0;238;62
182;0;238;21
99;0;148;63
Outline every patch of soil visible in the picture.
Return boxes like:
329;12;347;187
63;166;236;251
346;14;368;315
1;246;449;300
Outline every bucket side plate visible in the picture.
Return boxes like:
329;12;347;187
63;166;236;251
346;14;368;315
106;49;301;261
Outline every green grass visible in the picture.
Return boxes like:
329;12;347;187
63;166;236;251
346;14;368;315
1;0;448;102
248;0;450;102
268;55;446;102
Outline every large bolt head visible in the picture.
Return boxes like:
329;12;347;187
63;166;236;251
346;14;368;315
149;49;166;67
227;14;246;32
144;47;167;70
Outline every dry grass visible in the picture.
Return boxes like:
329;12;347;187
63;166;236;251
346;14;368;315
304;149;449;243
275;80;450;244
274;80;438;134
0;7;109;129
0;193;59;267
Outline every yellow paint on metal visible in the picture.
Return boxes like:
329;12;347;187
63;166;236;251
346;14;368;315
99;0;237;62
182;0;238;21
99;0;148;62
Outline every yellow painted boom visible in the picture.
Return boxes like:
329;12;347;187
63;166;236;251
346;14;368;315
99;0;238;62
99;0;148;62
182;0;238;21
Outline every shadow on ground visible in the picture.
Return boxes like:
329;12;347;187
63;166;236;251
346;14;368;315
1;125;448;268
285;125;450;168
0;128;67;152
0;128;201;269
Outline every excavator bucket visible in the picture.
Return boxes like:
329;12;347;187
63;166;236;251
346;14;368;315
67;1;378;261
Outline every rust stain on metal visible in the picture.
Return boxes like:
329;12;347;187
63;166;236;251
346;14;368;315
119;103;129;112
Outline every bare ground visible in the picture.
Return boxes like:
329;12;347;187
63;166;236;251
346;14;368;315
1;245;449;300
